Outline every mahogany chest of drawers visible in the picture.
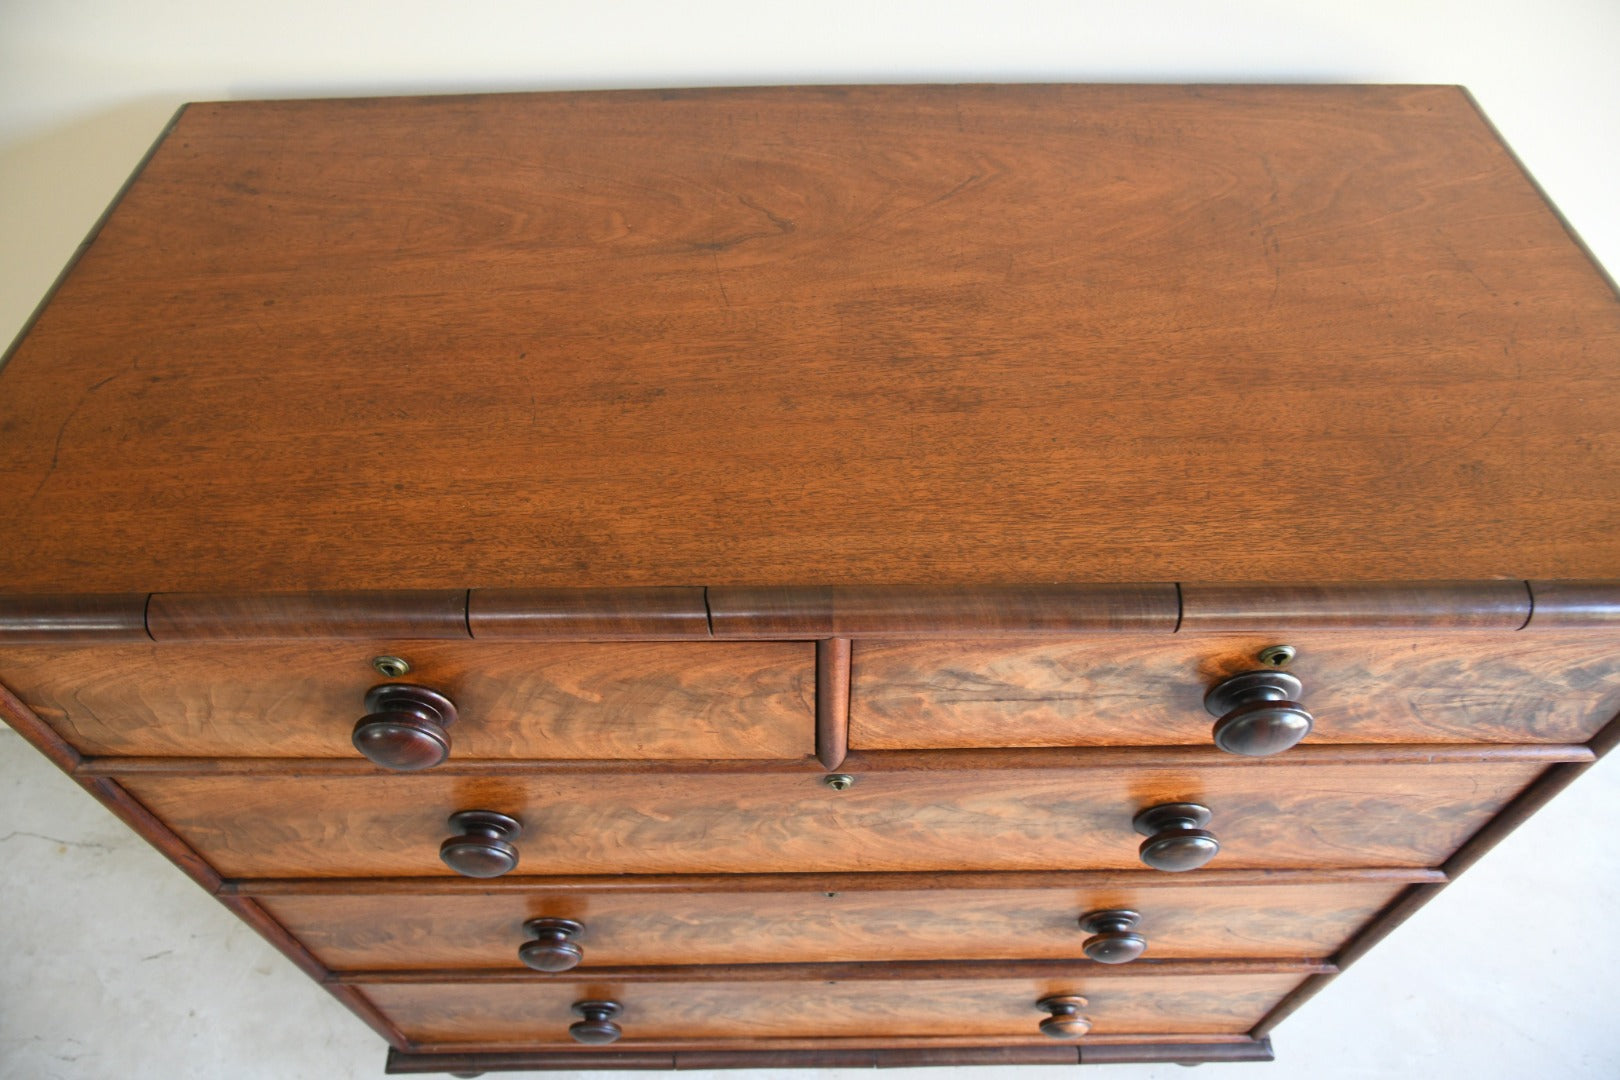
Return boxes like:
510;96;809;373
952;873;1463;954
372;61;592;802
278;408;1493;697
2;84;1619;1073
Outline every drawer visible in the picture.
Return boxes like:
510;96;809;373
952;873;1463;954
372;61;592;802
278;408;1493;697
260;872;1421;971
0;641;814;761
851;632;1620;750
116;749;1565;877
359;970;1309;1047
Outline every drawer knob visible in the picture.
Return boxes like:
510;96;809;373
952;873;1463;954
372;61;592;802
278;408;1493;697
353;684;459;771
570;1000;623;1045
1078;909;1146;964
1133;802;1219;872
439;809;522;878
1036;994;1091;1039
1204;671;1312;756
519;918;585;972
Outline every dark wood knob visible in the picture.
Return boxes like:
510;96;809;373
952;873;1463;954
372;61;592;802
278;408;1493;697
1036;994;1091;1039
1204;671;1312;756
519;918;585;972
353;684;458;771
570;1000;622;1045
1133;802;1219;872
1078;908;1146;964
439;809;522;878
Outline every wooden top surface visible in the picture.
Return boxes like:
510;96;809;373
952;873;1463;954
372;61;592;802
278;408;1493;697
3;84;1618;594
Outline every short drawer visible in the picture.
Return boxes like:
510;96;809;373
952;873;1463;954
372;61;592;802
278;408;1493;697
0;641;814;761
359;969;1309;1047
260;871;1421;971
850;632;1620;750
115;748;1568;877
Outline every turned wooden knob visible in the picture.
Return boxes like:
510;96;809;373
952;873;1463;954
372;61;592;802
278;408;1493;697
1133;802;1219;872
1036;994;1091;1039
1078;909;1146;964
353;684;458;771
519;918;585;972
1204;671;1312;756
570;1000;623;1045
439;810;522;878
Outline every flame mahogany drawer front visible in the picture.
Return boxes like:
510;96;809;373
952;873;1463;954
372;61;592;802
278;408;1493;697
851;633;1620;751
259;873;1425;971
5;84;1620;1074
114;752;1563;878
358;971;1312;1047
0;641;816;762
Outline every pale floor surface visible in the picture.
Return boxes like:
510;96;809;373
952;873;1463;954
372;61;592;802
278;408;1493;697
3;0;1619;1072
1;723;1617;1080
5;3;1620;1076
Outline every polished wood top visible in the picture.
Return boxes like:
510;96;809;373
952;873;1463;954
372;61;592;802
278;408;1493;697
3;85;1617;594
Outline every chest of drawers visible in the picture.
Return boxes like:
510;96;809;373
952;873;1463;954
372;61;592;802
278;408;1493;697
2;84;1619;1073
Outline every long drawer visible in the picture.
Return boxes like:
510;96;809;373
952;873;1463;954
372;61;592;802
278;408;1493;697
851;632;1620;749
115;748;1573;877
259;871;1424;970
0;641;815;760
357;969;1312;1047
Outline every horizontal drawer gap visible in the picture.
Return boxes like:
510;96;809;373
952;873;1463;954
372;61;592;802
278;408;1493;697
76;743;1592;778
226;865;1445;897
339;958;1333;986
76;756;830;778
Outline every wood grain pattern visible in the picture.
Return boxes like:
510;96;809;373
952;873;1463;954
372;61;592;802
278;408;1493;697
5;85;1619;1068
361;972;1305;1044
1254;745;1610;1039
4;87;1620;594
709;586;1179;638
387;1048;678;1071
851;1047;1083;1066
1589;708;1620;759
1248;882;1449;1038
0;640;813;760
675;1047;1082;1068
816;638;850;769
339;959;1331;984
1179;582;1531;630
0;594;150;642
383;1033;1255;1053
217;894;408;1049
849;631;1620;749
0;676;83;774
0;677;217;888
75;743;1584;777
383;1040;1269;1070
146;591;470;640
0;675;409;1049
74;755;831;777
114;757;1550;877
262;879;1408;971
0;104;186;378
1080;1039;1273;1064
1326;882;1446;973
469;589;709;639
1440;759;1595;880
1248;972;1337;1041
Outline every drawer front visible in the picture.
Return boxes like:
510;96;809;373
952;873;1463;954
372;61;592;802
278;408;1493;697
851;632;1620;750
119;757;1549;877
362;972;1306;1046
265;877;1412;970
0;641;814;760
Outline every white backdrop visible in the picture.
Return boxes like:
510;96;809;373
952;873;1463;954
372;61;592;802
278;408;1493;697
2;3;1617;1078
